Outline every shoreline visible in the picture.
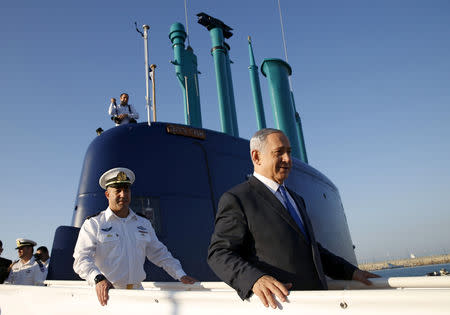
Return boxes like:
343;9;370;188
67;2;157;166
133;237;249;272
359;254;450;271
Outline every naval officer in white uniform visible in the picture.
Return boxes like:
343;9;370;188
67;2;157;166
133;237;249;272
73;167;197;306
5;238;46;286
108;93;139;126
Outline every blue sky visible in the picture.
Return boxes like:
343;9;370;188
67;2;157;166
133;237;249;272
1;0;449;263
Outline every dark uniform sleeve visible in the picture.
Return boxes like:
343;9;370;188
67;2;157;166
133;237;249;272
318;243;357;280
207;192;265;300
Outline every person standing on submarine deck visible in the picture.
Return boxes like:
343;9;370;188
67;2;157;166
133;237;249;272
73;167;197;306
108;93;139;126
207;128;379;309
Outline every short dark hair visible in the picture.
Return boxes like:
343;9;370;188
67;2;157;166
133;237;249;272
120;93;129;98
0;240;2;247
36;246;49;254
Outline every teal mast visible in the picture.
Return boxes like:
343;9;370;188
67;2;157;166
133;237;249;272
291;92;308;163
261;58;301;159
169;23;202;127
224;42;239;136
247;36;266;130
197;12;237;136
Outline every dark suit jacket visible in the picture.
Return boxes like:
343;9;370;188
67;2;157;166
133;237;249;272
207;175;356;300
0;257;12;283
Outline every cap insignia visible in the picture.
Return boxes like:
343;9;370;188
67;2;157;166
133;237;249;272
117;171;127;181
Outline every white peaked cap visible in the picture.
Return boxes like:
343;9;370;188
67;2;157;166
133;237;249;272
99;167;136;189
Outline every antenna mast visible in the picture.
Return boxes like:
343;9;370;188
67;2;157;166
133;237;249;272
150;64;157;122
277;0;292;90
184;0;191;47
142;25;152;126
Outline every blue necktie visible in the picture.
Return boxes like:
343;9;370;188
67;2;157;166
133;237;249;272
278;185;309;242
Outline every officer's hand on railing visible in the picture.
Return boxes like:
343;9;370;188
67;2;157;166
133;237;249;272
180;275;198;284
95;279;114;306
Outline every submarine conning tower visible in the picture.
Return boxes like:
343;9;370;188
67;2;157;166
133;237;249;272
55;122;356;282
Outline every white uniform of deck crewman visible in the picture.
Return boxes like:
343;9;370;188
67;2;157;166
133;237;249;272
108;93;139;126
5;238;47;286
73;167;197;306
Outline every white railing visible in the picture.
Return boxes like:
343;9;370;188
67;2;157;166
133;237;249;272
328;276;450;289
1;277;450;315
43;276;450;290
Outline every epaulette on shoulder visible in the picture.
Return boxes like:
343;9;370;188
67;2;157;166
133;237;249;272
86;211;103;220
135;212;150;221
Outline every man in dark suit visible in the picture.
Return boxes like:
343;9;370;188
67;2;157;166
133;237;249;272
208;128;378;309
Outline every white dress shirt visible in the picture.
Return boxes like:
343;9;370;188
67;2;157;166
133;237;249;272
108;103;139;126
4;256;46;286
73;208;186;289
253;172;305;226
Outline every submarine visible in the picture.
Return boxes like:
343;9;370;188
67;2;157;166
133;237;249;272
47;13;356;282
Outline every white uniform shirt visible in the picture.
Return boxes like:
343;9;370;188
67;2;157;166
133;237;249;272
4;256;46;286
108;102;139;126
253;172;305;226
73;208;186;288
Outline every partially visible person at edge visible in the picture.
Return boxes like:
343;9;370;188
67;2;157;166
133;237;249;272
73;167;197;306
0;240;12;283
207;128;379;309
108;93;139;126
35;246;50;279
4;239;46;285
35;246;50;268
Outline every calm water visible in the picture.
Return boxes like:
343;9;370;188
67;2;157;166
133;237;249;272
373;263;450;278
